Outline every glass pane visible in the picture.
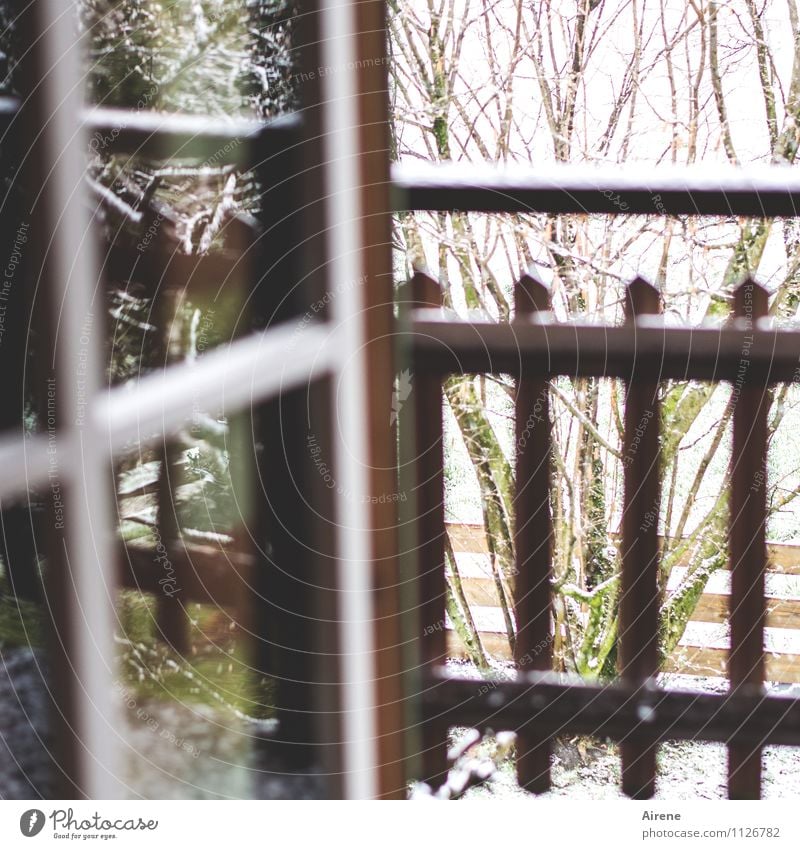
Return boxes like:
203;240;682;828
0;0;300;799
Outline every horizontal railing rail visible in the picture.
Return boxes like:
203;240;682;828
424;668;800;748
409;313;800;383
392;160;800;217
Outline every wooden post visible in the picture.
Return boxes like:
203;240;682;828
728;278;769;799
154;280;189;654
619;277;662;799
411;270;449;787
513;269;553;793
353;0;407;796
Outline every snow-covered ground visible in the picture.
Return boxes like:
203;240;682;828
461;737;800;800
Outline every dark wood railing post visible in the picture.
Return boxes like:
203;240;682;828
728;278;770;800
513;269;553;793
619;277;662;799
410;270;449;786
154;284;189;655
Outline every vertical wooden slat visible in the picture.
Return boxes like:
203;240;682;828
0;184;39;602
619;277;662;800
728;278;769;800
411;270;449;786
252;130;330;780
7;0;85;793
258;389;325;768
353;0;407;798
155;439;186;652
513;269;553;793
154;278;189;654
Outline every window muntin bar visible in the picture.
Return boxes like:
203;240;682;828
0;322;337;499
317;0;380;800
37;0;123;798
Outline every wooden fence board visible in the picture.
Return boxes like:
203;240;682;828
447;633;800;684
447;523;800;681
446;523;800;574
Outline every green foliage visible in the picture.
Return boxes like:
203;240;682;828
81;0;297;117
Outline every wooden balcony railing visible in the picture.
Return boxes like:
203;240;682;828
396;162;800;799
405;269;794;800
